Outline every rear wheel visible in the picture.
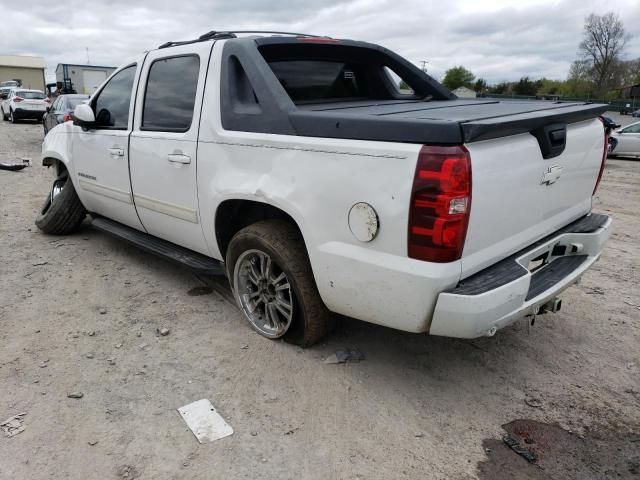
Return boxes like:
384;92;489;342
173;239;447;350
226;220;333;347
35;169;86;235
10;109;16;123
2;107;7;121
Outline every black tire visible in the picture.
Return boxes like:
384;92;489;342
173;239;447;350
35;172;86;235
10;109;16;123
226;220;333;347
1;107;7;121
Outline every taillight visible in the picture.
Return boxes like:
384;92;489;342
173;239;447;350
63;113;73;122
594;117;608;195
408;145;471;263
13;96;23;103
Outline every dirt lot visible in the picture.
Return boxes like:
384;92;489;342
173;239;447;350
0;114;638;480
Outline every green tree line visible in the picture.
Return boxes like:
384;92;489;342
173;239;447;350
440;12;639;99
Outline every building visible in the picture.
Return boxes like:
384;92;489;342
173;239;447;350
617;83;640;99
452;86;476;98
55;64;117;94
0;55;46;91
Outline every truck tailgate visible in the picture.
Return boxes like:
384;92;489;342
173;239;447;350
461;118;605;277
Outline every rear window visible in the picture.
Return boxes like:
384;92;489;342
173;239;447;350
16;91;44;99
268;60;364;102
67;97;89;109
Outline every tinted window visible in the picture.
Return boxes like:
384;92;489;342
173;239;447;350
268;61;364;102
16;91;45;99
93;65;136;129
622;123;640;133
142;55;199;132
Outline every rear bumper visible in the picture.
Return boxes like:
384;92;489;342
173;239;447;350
429;213;611;338
14;108;45;120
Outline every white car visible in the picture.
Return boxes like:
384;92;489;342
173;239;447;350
1;88;47;123
609;121;640;158
36;31;612;346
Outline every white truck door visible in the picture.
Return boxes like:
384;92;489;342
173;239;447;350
128;43;212;255
71;63;145;230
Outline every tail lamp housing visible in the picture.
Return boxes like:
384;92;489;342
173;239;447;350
13;96;23;103
63;113;73;122
408;145;472;263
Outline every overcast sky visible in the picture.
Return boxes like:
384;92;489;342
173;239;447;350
3;0;639;84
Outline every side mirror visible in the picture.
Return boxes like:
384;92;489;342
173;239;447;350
73;103;95;129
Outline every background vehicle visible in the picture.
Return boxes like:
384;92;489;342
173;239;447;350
43;94;90;135
609;121;640;158
37;31;611;346
0;80;20;88
0;86;12;100
632;109;640;118
1;89;46;123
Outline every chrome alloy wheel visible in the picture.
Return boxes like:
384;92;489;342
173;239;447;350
233;249;294;338
50;178;65;203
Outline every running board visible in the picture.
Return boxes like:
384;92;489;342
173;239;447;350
91;217;225;275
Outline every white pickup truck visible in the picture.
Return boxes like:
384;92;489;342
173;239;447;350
37;31;612;346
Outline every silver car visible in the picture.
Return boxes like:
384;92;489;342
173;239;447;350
609;121;640;158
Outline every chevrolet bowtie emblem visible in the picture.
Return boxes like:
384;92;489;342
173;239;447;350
541;165;563;185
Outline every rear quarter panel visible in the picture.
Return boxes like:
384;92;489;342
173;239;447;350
195;41;463;330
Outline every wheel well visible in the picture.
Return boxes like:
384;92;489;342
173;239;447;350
42;157;67;177
215;200;303;259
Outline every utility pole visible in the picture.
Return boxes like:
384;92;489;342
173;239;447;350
419;60;428;73
86;47;91;65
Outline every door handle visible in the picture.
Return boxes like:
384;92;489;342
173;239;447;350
167;153;191;164
108;147;124;157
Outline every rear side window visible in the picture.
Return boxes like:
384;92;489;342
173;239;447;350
142;55;200;132
268;60;363;102
93;65;136;129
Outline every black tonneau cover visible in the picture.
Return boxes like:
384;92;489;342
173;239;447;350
292;99;608;143
220;38;608;144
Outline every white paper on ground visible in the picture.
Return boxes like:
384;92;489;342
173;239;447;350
177;399;233;444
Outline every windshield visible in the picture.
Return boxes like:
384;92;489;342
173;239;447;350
16;91;45;100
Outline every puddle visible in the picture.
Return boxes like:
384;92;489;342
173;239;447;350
187;286;214;296
477;419;640;479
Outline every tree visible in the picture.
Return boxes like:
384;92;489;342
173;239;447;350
473;78;488;93
489;82;511;95
578;12;629;95
442;66;475;91
513;77;540;96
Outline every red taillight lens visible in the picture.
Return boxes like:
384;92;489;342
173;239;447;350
408;145;471;263
13;96;23;103
63;113;73;122
593;117;608;195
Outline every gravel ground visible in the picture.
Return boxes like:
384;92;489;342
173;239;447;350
0;114;638;480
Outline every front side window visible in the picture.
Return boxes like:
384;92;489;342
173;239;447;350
93;65;136;129
142;55;200;132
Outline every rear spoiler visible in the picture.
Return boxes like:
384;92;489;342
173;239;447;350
460;103;609;143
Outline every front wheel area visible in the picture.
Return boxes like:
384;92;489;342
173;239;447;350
35;167;86;235
226;220;333;347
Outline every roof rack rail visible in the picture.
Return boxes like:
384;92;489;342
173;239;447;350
158;30;324;49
